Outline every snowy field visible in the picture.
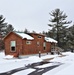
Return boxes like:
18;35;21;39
0;51;74;75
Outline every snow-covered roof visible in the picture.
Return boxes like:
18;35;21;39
15;32;34;40
45;37;57;43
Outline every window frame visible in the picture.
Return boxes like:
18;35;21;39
37;41;40;46
43;42;46;50
26;41;31;45
38;36;42;39
10;41;16;52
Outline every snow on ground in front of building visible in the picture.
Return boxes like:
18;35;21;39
4;55;14;59
0;51;74;75
43;52;74;75
53;63;74;75
41;54;58;59
35;62;60;68
12;68;35;75
0;52;42;73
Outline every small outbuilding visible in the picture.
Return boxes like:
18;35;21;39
4;32;57;57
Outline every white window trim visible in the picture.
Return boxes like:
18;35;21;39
38;36;42;38
37;41;40;46
43;42;46;47
10;41;16;52
26;41;31;45
43;42;46;50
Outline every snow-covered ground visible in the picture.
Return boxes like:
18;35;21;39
0;51;74;75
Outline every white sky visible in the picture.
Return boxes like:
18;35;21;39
0;0;74;32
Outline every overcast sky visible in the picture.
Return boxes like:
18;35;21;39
0;0;74;33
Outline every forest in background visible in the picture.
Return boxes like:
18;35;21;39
0;8;74;51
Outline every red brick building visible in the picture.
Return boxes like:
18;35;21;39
4;32;57;57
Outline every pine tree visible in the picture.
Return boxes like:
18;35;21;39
6;24;14;35
0;15;7;37
24;28;30;33
0;15;7;50
48;8;72;47
67;25;74;49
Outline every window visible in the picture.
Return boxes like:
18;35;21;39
26;41;31;45
37;42;40;46
43;42;46;50
10;41;16;52
38;36;42;38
